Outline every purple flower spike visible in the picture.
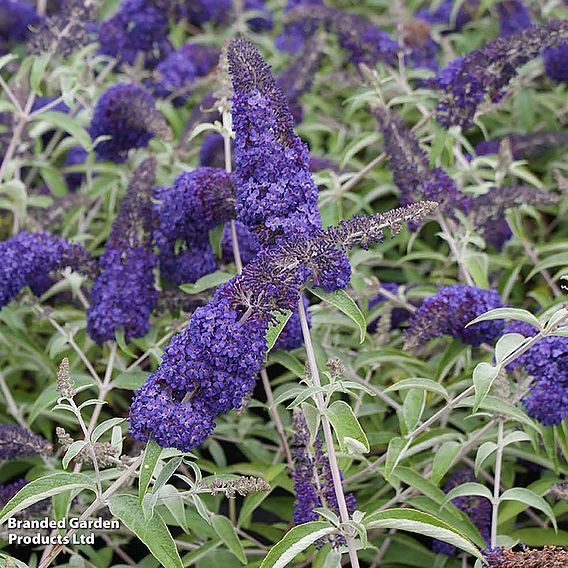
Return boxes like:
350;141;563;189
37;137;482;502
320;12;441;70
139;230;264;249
405;285;504;348
0;424;52;459
497;1;532;37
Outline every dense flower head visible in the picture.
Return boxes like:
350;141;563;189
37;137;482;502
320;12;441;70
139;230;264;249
544;44;568;83
475;132;568;160
0;424;52;460
228;37;323;246
0;0;41;50
89;84;171;163
98;0;173;69
199;133;226;169
374;106;471;215
433;20;568;128
497;1;531;37
433;468;490;555
403;19;440;72
276;0;324;54
131;201;437;451
505;320;568;426
416;0;479;31
151;43;220;104
87;158;158;343
483;545;568;567
405;285;504;348
28;0;99;56
284;5;398;67
0;231;95;309
292;409;356;527
470;186;560;250
154;168;234;284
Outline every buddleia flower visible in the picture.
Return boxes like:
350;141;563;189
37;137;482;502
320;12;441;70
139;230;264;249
276;0;324;55
483;545;568;566
433;20;568;128
98;0;173;69
374;106;470;214
129;201;437;451
89;84;171;163
0;231;96;309
497;0;531;37
505;321;568;426
403;19;440;72
433;468;490;555
405;285;504;349
0;424;52;460
182;0;272;32
154;167;235;284
0;0;41;54
475;132;568;160
544;43;568;83
87;158;158;343
415;0;479;32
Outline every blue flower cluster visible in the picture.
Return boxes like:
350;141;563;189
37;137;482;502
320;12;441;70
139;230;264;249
403;19;440;72
0;424;51;460
183;0;272;32
544;44;568;83
221;221;259;266
276;0;324;55
405;285;504;348
89;84;171;163
154;167;235;284
87;158;158;344
475;132;568;161
0;231;94;309
374;106;471;215
506;321;568;426
292;409;356;526
433;468;490;555
151;43;220;105
130;285;268;451
98;0;173;69
497;1;531;37
0;0;41;53
228;37;323;246
415;0;478;31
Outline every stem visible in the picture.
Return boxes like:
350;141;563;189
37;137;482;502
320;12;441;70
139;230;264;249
491;418;504;548
436;213;474;287
297;299;360;568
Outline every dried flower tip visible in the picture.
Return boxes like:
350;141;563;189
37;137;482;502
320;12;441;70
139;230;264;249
57;427;119;468
326;357;344;380
551;482;568;501
213;41;232;112
236;389;253;416
0;424;52;459
202;476;270;498
56;357;75;398
484;545;568;567
56;426;74;447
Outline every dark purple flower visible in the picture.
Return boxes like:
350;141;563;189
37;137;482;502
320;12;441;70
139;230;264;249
64;146;88;192
434;20;568;128
405;285;504;348
151;42;220;104
0;424;51;460
221;221;260;266
433;468;490;555
154;168;235;284
199;133;226;169
89;84;171;163
470;185;560;250
497;1;531;37
403;19;440;72
505;321;568;426
276;0;324;55
0;0;41;50
0;231;95;309
416;0;480;31
98;0;173;69
228;37;323;246
87;158;158;343
292;409;356;527
374;106;471;215
475;132;568;160
544;44;568;83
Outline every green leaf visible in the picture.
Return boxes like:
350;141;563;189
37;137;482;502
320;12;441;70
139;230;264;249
431;442;461;485
495;333;526;364
211;514;247;565
384;378;449;400
325;400;369;454
463;253;489;289
365;509;482;559
466;308;540;330
402;390;426;432
475;442;497;477
91;417;125;443
308;287;366;343
39;166;67;197
179;271;233;295
0;473;96;523
139;440;163;505
108;494;183;568
266;310;293;352
384;437;408;481
500;488;557;530
509;528;568;547
32;111;91;149
441;483;494;508
30;53;50;95
259;521;336;568
525;252;568;281
472;362;500;412
62;441;87;469
112;370;148;390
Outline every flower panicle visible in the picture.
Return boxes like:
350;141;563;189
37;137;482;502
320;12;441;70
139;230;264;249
200;476;271;498
0;424;52;460
56;357;75;399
